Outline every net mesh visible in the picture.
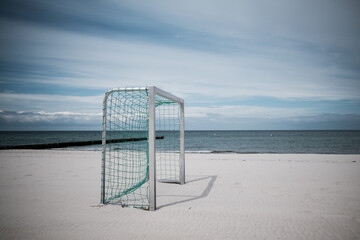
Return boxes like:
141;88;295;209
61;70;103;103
102;87;181;209
155;95;181;183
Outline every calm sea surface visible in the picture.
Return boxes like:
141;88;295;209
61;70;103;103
0;130;359;154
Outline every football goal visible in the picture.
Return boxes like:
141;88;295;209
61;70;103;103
101;86;185;211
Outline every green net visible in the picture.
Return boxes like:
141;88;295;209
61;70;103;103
155;94;181;183
102;87;181;209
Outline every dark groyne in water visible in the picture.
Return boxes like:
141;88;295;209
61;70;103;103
0;136;164;150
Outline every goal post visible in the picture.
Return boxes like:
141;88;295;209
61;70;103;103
101;86;185;211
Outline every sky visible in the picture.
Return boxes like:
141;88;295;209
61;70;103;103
0;0;359;130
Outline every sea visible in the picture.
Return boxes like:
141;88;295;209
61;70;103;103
1;130;360;154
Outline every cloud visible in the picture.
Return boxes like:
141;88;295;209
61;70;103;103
0;93;103;113
121;0;360;48
0;0;359;130
1;109;359;131
1;19;359;102
4;0;358;45
0;110;102;130
186;105;314;119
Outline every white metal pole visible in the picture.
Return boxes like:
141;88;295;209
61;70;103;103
180;100;185;185
101;92;110;204
148;86;156;211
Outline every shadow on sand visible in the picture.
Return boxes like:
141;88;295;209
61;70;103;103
157;175;217;209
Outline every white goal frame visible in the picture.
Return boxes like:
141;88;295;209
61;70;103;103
101;86;185;211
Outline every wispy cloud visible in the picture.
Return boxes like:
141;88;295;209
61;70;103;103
1;19;358;101
186;105;314;119
3;18;360;99
0;109;359;131
0;110;101;130
0;0;359;130
0;93;103;113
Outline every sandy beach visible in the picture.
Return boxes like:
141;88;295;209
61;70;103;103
0;150;359;240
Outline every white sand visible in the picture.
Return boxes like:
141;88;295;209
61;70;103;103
0;150;359;240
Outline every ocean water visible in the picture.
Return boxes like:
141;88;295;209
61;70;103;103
185;130;360;154
0;130;360;154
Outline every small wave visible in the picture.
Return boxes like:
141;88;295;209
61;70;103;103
186;150;264;154
210;150;262;154
185;150;212;154
210;150;238;154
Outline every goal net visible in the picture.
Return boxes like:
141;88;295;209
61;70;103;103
101;87;185;211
